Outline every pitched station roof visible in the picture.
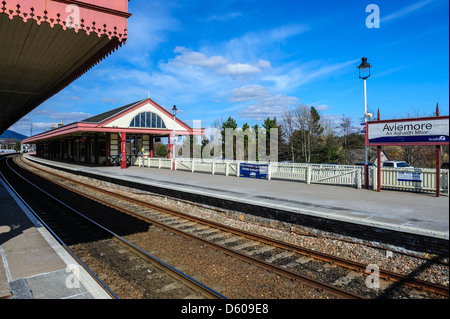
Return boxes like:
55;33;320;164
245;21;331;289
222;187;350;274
22;98;201;144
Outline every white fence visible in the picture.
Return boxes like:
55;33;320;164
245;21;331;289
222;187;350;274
376;167;449;195
133;156;449;195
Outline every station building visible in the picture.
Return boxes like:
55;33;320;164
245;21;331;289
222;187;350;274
22;98;201;168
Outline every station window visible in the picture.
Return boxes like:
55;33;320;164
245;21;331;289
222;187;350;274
130;112;167;129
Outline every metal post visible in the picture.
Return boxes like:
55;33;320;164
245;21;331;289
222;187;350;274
377;109;381;192
364;78;369;189
377;146;381;192
436;103;440;197
436;145;441;197
172;114;176;169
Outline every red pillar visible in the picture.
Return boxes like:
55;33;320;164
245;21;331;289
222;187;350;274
377;147;381;192
149;135;154;158
377;109;381;192
436;103;440;197
120;132;127;169
106;133;111;166
436;145;441;197
168;134;173;159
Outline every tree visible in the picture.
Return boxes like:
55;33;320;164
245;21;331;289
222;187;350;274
281;108;296;162
291;105;323;162
339;114;353;164
214;116;238;159
155;143;168;157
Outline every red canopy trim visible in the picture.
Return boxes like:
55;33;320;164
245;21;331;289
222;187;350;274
1;0;130;42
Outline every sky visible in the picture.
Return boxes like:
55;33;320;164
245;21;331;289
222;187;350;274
9;0;449;137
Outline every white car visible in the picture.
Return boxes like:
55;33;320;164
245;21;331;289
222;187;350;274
382;161;411;168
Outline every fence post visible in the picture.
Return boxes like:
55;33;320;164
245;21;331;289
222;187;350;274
192;159;195;172
371;167;376;190
356;168;362;189
212;161;215;175
237;162;240;178
158;158;161;169
267;163;272;180
225;162;229;176
170;158;173;170
306;166;312;184
447;170;449;196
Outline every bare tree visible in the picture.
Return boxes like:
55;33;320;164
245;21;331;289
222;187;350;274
291;104;323;163
339;114;353;164
281;108;295;162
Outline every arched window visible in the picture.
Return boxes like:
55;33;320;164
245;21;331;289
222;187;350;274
129;112;167;129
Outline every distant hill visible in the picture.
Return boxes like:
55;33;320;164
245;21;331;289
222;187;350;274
0;130;28;140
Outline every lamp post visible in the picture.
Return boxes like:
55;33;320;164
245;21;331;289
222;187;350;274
170;105;178;168
358;57;372;189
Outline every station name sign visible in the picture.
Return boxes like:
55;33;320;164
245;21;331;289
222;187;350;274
367;116;449;146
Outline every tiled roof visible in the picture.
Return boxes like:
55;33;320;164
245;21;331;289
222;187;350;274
81;99;144;123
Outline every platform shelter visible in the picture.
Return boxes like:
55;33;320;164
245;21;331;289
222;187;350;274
22;98;201;168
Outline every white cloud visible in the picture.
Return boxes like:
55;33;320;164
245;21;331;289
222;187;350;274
230;85;271;102
238;94;300;120
267;24;310;42
101;97;122;104
315;104;329;112
230;84;299;120
170;48;271;77
222;23;309;62
218;63;263;76
49;112;93;123
203;12;243;22
256;59;271;69
264;59;359;92
174;48;228;68
382;0;433;23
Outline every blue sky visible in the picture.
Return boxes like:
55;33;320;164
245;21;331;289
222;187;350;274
10;0;449;136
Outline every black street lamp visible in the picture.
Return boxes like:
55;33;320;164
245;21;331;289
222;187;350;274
170;105;178;164
358;57;372;189
172;105;178;116
358;57;371;80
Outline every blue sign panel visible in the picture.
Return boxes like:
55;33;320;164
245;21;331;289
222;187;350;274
239;163;268;179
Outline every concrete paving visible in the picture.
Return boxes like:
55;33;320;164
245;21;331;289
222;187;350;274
0;178;112;299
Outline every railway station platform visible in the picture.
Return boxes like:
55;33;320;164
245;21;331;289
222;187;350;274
24;154;449;256
0;178;112;299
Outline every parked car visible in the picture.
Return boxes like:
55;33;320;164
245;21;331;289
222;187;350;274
382;161;411;168
355;162;376;167
441;162;449;169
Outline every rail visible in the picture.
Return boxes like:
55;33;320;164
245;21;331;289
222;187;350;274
3;155;226;300
16;154;450;299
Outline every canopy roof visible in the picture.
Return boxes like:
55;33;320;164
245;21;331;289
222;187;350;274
0;0;131;135
22;98;202;144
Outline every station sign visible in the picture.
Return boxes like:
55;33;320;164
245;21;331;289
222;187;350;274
397;171;422;183
366;116;449;146
240;163;268;179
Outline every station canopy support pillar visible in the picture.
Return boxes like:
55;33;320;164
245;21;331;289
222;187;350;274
120;132;127;169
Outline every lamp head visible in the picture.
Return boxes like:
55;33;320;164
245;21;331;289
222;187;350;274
358;57;372;80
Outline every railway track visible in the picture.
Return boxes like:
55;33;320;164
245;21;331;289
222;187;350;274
0;155;225;299
14;155;450;299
